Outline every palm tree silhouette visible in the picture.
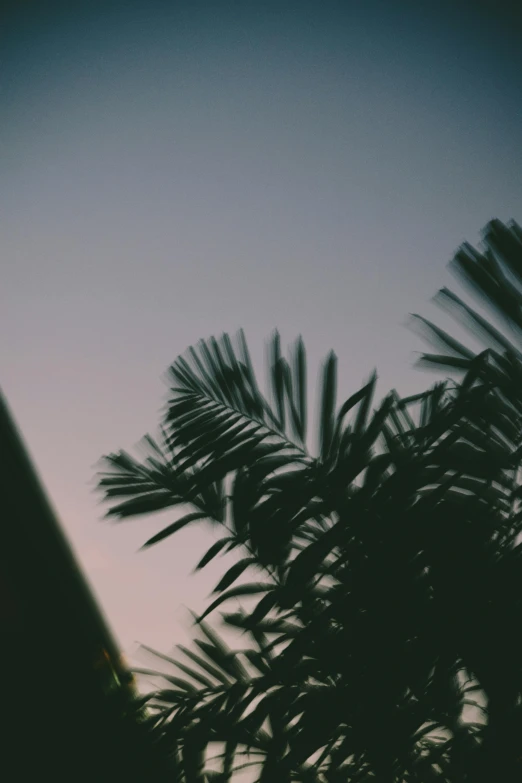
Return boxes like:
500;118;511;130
97;261;522;783
410;219;522;782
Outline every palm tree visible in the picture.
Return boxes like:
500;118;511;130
409;218;522;782
411;219;522;415
97;320;520;782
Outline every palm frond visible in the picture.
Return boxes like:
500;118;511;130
98;296;522;781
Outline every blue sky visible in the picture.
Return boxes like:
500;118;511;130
2;0;521;661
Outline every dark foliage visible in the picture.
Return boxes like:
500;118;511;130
97;220;522;782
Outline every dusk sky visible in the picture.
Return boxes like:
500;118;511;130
2;0;522;666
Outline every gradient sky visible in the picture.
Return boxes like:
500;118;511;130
2;0;522;667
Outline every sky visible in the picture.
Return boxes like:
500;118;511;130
2;0;522;668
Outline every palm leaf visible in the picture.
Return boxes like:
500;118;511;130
319;351;337;461
141;512;209;549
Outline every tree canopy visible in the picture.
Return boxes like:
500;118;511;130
97;219;522;782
